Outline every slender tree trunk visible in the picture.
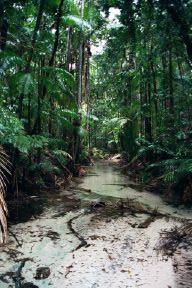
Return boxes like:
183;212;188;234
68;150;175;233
18;0;45;118
65;26;73;72
77;0;85;111
150;54;158;113
27;95;31;134
49;0;65;66
74;0;85;163
161;0;192;65
37;58;44;134
145;79;152;142
85;40;91;148
48;0;65;134
161;54;167;110
0;0;8;51
168;45;174;113
139;69;145;136
26;0;45;72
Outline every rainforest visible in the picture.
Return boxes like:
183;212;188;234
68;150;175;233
0;0;192;287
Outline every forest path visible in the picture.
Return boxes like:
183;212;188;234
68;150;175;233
1;161;192;287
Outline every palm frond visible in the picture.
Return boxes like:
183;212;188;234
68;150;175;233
63;15;92;31
0;146;10;244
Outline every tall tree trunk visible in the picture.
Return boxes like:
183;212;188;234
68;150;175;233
161;54;167;110
168;45;174;113
161;0;192;65
26;0;45;72
48;0;65;134
49;0;65;66
151;61;158;115
74;0;85;163
145;79;152;142
27;94;31;134
37;58;44;134
19;0;45;118
85;40;91;148
77;0;85;111
65;26;73;72
0;0;8;51
149;46;158;113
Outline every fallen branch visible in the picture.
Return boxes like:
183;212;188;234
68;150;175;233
9;231;22;247
67;213;88;251
138;215;157;229
72;187;92;193
12;258;30;288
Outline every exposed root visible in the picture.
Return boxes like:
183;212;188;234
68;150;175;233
67;213;88;252
157;225;191;256
65;264;73;278
72;187;92;193
138;215;156;229
118;199;164;218
138;208;161;228
9;231;22;247
13;259;27;288
0;258;31;287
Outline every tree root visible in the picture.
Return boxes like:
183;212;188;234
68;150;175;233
138;215;157;229
137;206;164;228
67;213;89;252
13;260;26;288
12;258;31;288
72;187;92;193
9;231;22;247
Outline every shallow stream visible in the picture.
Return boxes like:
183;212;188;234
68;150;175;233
1;161;192;287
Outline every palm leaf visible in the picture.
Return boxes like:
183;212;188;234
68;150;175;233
0;146;10;244
63;15;92;30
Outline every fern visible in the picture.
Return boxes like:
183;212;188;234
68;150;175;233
149;159;192;183
18;72;36;95
42;67;75;87
53;150;72;166
0;53;24;75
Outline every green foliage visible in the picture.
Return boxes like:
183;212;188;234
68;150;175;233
89;0;192;202
63;15;92;31
1;0;192;207
0;107;49;153
18;73;36;95
152;159;192;183
53;149;72;166
134;133;192;188
0;108;24;143
29;160;60;174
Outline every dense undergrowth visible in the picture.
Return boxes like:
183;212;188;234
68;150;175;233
90;1;192;206
122;134;192;205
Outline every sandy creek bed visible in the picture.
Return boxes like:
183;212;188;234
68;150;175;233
1;162;192;288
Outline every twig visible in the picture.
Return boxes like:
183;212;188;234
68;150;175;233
9;231;22;247
12;258;29;288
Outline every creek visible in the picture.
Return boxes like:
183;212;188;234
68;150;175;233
1;161;192;288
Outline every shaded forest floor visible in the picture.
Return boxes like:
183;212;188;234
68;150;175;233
1;161;192;287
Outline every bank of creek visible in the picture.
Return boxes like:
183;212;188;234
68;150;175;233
1;161;192;288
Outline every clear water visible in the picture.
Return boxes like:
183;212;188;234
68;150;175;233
1;161;192;287
78;161;192;219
